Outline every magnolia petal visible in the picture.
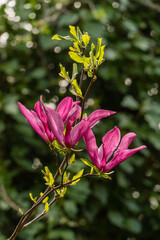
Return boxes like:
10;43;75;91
102;126;121;162
68;119;89;147
46;109;64;146
65;105;81;146
83;127;101;169
87;109;116;128
117;132;136;151
104;145;147;172
18;102;47;142
56;97;73;122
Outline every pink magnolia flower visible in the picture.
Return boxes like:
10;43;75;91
42;97;116;148
84;126;146;172
18;97;78;143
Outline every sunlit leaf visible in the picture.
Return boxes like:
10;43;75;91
69;154;75;165
71;63;78;81
82;33;90;47
45;202;49;213
71;169;84;185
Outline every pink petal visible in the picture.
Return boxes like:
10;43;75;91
117;132;136;151
56;97;73;122
104;145;147;172
34;101;51;139
64;105;81;146
69;119;89;147
83;127;101;169
46;109;64;146
87;109;116;128
18;102;47;142
102;126;121;161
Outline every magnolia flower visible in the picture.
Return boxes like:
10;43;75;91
41;97;116;148
83;126;146;172
18;97;79;143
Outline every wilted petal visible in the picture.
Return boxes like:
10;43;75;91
56;97;73;122
18;102;47;142
83;127;101;169
87;109;116;128
102;126;120;161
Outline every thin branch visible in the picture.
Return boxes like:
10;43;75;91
131;0;160;13
0;185;20;211
80;69;96;120
23;193;59;228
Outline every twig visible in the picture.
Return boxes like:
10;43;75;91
23;193;59;228
0;185;20;211
8;154;70;240
80;69;96;120
131;0;160;13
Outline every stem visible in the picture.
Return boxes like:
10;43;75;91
23;193;59;228
80;69;96;120
8;154;70;240
76;47;85;102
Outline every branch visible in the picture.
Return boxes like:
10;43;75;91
131;0;160;13
80;69;96;120
0;185;21;211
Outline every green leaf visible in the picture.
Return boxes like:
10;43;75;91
48;172;54;187
71;79;83;99
59;63;71;82
69;25;77;39
95;38;102;58
52;34;74;41
71;63;78;81
76;26;83;41
69;154;75;165
45;202;49;213
29;193;37;203
82;33;90;47
80;158;93;168
101;173;111;179
71;169;84;185
69;51;90;64
19;208;24;215
98;45;105;65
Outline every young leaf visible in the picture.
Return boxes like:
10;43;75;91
63;171;68;184
102;173;111;180
52;34;74;41
43;196;49;203
59;63;71;82
98;45;105;65
71;79;83;99
69;25;77;39
82;33;90;47
71;63;78;81
90;167;94;174
77;26;83;41
80;158;94;168
71;169;84;185
69;154;75;165
45;202;49;213
69;51;89;64
48;172;54;187
95;38;102;58
19;208;24;215
29;193;37;203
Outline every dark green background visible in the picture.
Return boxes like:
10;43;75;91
0;0;160;239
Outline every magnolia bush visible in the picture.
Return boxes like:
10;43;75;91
8;26;146;240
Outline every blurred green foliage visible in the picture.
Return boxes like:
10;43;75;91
0;0;160;239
